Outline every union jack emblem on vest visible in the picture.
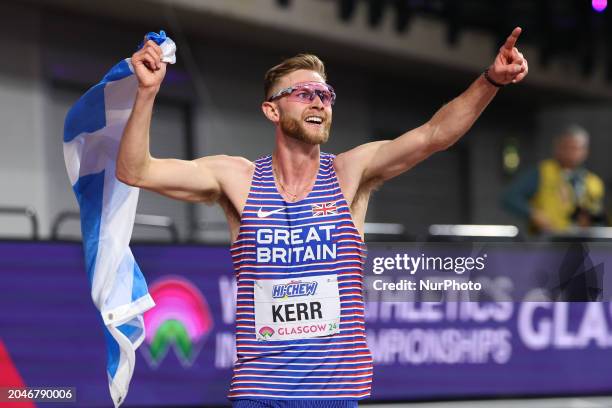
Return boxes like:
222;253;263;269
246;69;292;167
312;201;338;216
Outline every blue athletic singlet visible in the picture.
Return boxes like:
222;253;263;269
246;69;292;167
228;153;373;401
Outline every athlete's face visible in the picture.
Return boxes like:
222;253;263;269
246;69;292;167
271;70;333;145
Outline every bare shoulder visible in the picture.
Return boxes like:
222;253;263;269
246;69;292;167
193;154;253;185
335;141;389;173
194;155;254;214
335;141;383;159
194;154;253;172
334;141;389;202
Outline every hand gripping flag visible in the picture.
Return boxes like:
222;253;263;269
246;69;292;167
63;31;176;407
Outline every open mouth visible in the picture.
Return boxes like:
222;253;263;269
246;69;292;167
304;116;324;127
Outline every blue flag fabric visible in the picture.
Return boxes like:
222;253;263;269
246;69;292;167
63;31;176;407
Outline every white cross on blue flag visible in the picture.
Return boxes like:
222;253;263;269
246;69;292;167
63;31;176;407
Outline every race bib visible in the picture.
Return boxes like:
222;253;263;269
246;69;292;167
254;274;341;341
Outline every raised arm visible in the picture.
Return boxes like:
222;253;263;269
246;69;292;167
116;40;246;203
338;27;528;190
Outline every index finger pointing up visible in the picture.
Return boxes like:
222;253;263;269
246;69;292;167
503;27;522;51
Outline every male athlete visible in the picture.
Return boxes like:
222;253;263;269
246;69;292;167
117;27;528;407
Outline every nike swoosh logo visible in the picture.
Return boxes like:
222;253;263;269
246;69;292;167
257;207;286;218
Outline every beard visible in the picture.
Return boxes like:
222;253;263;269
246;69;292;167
280;114;331;145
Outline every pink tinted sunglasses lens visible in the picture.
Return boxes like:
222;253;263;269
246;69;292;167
289;84;336;105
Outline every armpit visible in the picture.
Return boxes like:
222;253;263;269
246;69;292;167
350;181;380;238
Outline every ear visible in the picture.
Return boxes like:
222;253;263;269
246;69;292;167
261;101;280;123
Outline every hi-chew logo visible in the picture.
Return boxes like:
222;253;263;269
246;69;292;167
272;280;318;298
142;276;213;368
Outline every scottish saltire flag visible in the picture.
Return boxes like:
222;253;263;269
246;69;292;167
63;31;176;407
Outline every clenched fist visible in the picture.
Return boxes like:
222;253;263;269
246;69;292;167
487;27;529;86
131;39;166;91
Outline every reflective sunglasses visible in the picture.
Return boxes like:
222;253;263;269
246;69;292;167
267;81;336;106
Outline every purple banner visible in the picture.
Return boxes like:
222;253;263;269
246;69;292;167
0;241;611;407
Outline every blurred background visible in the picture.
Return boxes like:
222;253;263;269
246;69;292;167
1;0;612;407
2;0;612;243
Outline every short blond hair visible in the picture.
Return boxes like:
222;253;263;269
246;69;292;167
264;54;327;99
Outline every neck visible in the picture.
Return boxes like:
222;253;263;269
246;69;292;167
273;132;320;199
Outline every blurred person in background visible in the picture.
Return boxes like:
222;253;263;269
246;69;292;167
502;125;606;235
117;28;527;407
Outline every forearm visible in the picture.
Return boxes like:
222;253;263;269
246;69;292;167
428;74;498;151
360;28;526;184
116;87;158;183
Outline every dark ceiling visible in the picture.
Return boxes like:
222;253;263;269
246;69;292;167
277;0;612;80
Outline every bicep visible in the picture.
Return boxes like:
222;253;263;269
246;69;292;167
361;124;435;183
134;156;223;203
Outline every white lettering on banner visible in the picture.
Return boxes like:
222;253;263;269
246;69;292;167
378;302;444;323
254;275;340;341
578;302;611;347
218;276;237;324
361;300;612;369
255;225;337;264
366;328;512;365
215;332;237;369
554;303;578;348
518;303;612;350
367;301;513;324
517;302;551;350
456;302;514;323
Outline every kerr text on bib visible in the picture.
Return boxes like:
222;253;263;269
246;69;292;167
254;274;341;341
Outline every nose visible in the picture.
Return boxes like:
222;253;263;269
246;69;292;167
310;93;325;109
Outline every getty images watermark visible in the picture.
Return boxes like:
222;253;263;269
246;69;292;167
369;253;487;293
366;242;610;302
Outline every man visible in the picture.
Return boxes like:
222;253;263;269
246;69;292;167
502;125;606;235
117;27;528;407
